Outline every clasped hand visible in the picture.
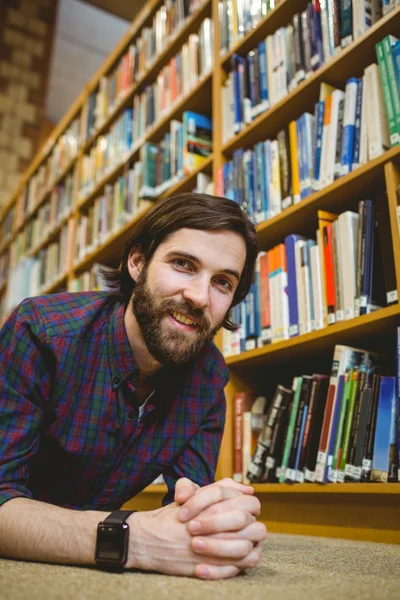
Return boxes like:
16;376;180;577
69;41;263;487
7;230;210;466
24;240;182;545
127;477;266;579
174;477;266;579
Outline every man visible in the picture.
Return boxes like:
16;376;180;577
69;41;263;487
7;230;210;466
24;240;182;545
0;193;267;579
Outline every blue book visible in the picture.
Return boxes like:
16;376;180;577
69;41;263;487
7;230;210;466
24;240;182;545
254;144;263;223
294;405;309;477
296;116;305;199
312;100;325;191
392;40;400;98
303;113;314;198
326;374;345;483
284;234;306;338
257;40;270;107
351;78;363;170
264;140;272;218
340;77;359;176
260;142;268;221
371;376;397;483
231;54;244;134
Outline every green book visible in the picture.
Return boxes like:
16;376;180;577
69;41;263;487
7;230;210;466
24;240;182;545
338;369;360;479
376;40;398;146
279;376;302;483
329;369;352;482
382;35;400;145
340;0;353;48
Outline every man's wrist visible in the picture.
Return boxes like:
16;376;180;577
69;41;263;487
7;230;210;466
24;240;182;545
125;510;150;571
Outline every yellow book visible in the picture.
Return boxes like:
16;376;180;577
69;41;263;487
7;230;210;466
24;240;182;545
289;120;300;204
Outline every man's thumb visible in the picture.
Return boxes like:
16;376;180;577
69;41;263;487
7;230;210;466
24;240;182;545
174;477;199;503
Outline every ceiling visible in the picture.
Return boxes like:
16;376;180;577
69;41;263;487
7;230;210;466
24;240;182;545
79;0;148;22
46;0;130;123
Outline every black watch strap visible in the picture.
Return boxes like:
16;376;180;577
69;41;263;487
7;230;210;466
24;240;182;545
103;510;137;524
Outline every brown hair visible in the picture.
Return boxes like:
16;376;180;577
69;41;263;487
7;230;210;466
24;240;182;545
102;193;258;330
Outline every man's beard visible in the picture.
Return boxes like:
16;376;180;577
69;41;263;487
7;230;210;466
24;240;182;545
131;266;223;365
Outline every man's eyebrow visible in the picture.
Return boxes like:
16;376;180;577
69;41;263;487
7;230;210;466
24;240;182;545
165;250;241;282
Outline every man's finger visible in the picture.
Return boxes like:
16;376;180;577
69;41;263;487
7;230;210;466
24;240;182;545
174;477;199;503
194;564;241;580
192;536;253;559
189;514;267;540
178;485;242;522
217;478;255;495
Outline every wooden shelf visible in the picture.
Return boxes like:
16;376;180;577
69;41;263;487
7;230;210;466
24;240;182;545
257;145;400;250
83;0;212;153
222;5;400;155
226;304;400;368
252;483;400;495
220;0;309;67
41;273;68;295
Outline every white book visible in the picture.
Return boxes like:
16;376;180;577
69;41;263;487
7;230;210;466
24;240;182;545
325;89;345;185
269;139;282;218
332;220;344;322
320;0;332;63
353;0;382;40
365;63;391;159
300;245;313;334
338;211;359;320
310;242;324;330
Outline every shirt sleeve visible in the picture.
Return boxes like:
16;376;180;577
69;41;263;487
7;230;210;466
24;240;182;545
162;387;226;506
0;299;51;507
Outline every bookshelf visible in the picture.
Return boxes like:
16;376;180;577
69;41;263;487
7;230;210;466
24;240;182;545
1;1;400;545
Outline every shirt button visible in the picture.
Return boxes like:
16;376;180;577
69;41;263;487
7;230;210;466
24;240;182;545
113;375;120;384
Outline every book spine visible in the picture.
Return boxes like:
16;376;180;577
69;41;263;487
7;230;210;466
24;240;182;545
376;40;399;146
361;372;381;480
382;35;400;144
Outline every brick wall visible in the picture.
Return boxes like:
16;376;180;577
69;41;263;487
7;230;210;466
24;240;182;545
0;0;58;210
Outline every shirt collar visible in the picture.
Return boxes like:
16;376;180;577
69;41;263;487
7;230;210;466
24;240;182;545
107;299;140;390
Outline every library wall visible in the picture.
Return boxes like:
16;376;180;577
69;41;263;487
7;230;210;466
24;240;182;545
0;0;58;209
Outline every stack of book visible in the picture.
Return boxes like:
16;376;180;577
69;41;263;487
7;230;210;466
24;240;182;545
234;341;399;485
221;41;400;221
223;198;397;354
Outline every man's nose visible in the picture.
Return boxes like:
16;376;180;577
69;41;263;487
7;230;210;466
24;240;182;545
182;274;210;309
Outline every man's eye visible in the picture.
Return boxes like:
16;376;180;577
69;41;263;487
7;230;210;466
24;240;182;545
173;259;190;269
215;278;233;291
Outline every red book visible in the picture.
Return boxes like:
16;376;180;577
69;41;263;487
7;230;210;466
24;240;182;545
233;392;254;483
323;223;336;324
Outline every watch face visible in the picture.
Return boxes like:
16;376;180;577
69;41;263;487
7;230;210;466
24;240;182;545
96;522;129;563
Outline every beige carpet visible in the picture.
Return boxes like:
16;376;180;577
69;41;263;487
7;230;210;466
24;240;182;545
1;533;399;600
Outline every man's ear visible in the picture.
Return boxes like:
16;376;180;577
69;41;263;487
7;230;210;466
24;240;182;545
127;246;146;283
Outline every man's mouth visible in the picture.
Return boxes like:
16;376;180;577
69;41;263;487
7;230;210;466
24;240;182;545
169;310;199;328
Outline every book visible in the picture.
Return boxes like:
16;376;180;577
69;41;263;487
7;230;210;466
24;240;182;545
370;377;398;482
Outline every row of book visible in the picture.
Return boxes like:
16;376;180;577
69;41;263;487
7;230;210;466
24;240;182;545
235;341;399;485
223;199;396;354
78;110;134;201
129;18;213;134
221;3;393;141
222;57;392;222
219;1;399;62
16;116;80;224
81;0;206;143
79;108;213;203
139;112;213;197
4;219;73;315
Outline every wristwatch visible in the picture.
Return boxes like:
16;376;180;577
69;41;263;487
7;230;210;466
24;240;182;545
95;509;137;571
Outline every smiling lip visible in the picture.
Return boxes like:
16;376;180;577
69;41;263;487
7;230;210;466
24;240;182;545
168;312;199;331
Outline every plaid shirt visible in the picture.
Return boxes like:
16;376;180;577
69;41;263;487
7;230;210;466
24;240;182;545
0;292;229;510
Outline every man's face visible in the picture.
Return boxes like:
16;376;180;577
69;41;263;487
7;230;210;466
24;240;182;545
131;228;246;364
